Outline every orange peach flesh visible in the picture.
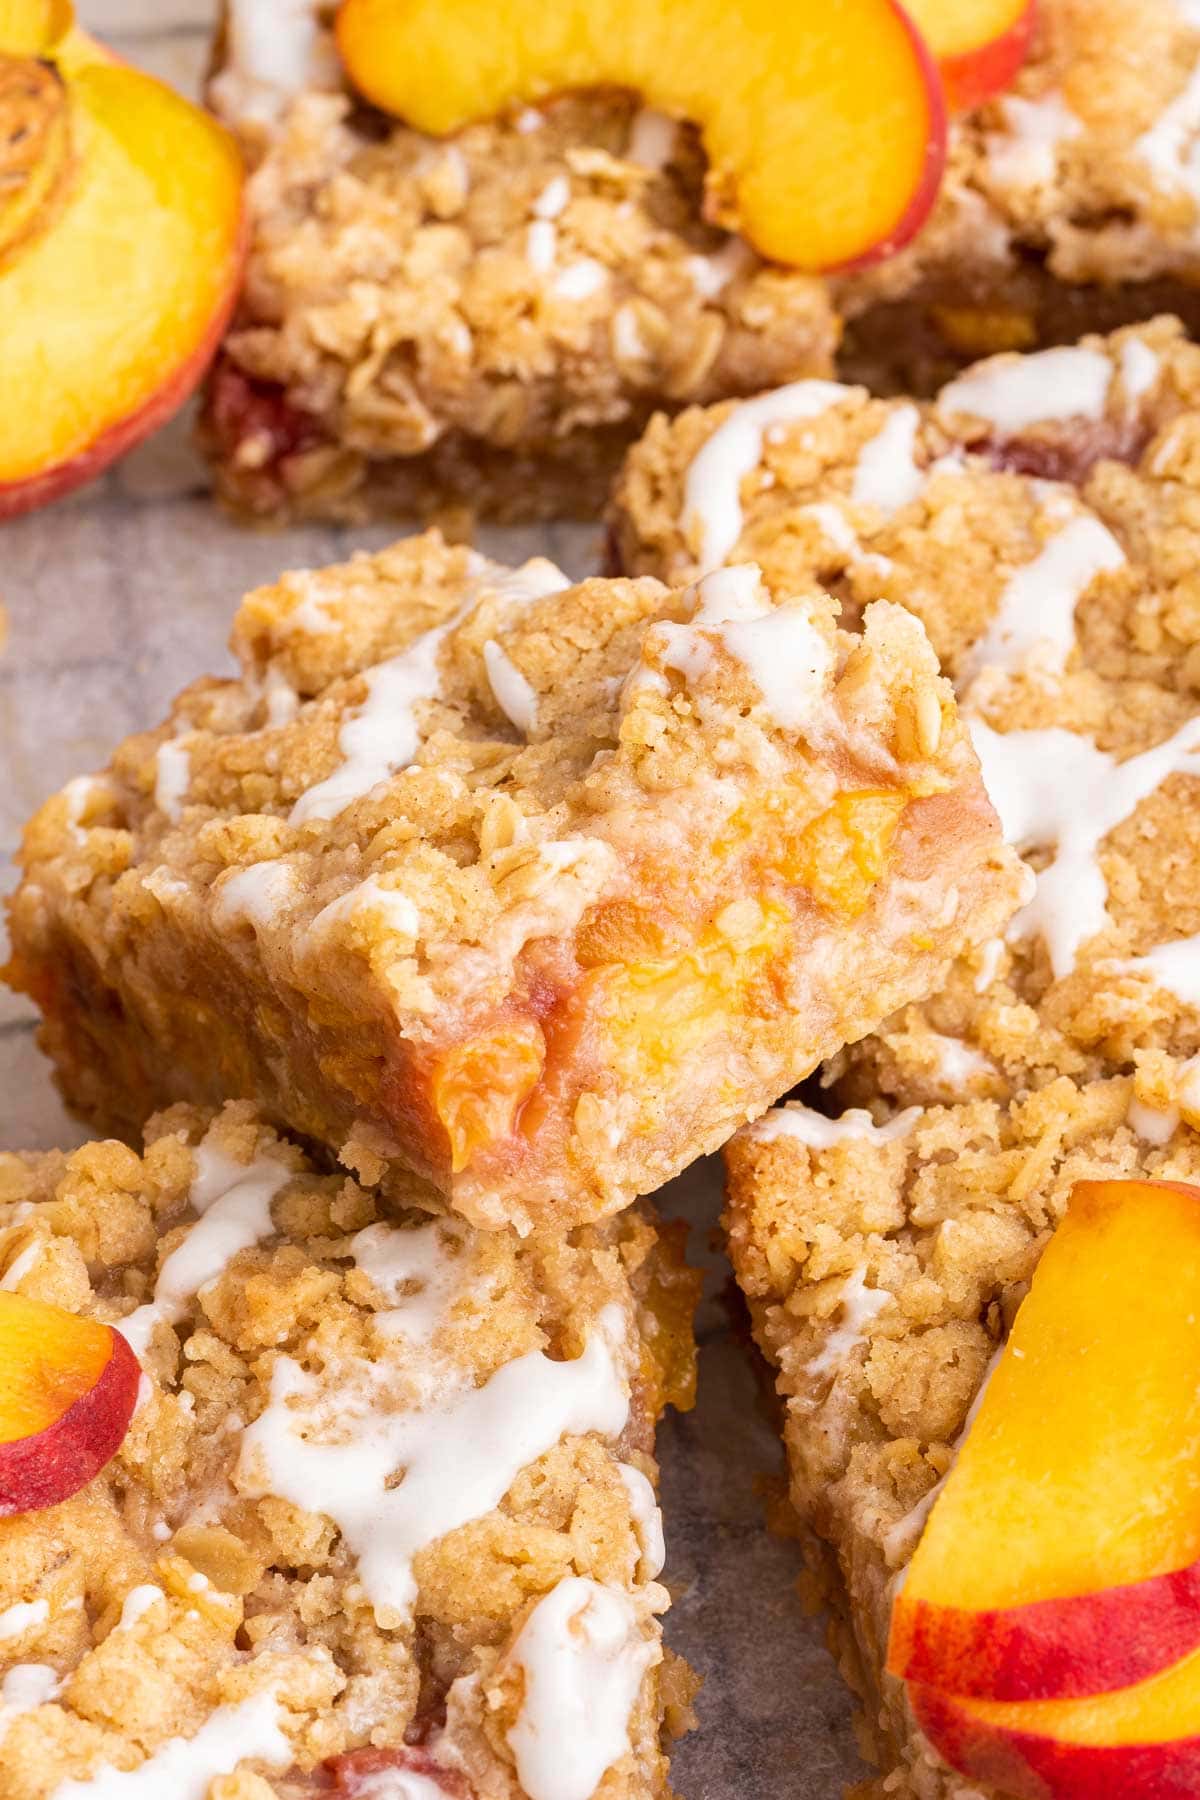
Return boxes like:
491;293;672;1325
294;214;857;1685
0;22;244;516
890;1179;1200;1701
429;790;908;1177
335;0;946;271
0;1291;139;1514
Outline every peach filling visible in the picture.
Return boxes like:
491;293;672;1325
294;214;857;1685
432;1019;546;1173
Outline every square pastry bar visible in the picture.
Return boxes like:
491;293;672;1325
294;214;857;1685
700;322;1200;1794
200;2;838;525
617;316;1200;1106
837;0;1200;391
0;1101;698;1800
724;1083;1200;1800
6;535;1022;1233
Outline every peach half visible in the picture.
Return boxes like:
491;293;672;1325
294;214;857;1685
905;0;1035;111
911;1647;1200;1800
0;1;245;518
0;1291;139;1513
889;1179;1200;1703
334;0;947;272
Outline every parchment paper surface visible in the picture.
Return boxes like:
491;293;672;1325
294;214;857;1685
0;7;869;1787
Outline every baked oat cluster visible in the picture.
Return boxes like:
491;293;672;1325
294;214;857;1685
202;8;837;526
685;319;1200;1794
7;535;1020;1235
0;1102;698;1800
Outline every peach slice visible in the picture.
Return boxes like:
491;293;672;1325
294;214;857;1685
889;1179;1200;1702
0;1;244;518
911;1648;1200;1800
0;1291;139;1514
334;0;947;271
904;0;1035;111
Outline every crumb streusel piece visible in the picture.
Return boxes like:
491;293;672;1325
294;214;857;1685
0;1101;698;1800
838;0;1200;391
6;533;1022;1233
199;2;838;526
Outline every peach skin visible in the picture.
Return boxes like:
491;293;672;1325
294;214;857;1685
890;1179;1200;1702
905;0;1035;110
0;1291;139;1513
0;0;244;518
334;0;947;272
911;1647;1200;1800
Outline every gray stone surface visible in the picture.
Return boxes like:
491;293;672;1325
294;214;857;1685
0;7;868;1790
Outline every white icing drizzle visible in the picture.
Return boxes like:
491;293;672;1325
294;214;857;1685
799;504;893;579
62;775;101;845
483;640;539;736
649;565;834;731
308;875;420;945
626;108;678;170
553;259;609;301
617;1464;666;1580
154;741;191;824
237;1305;630;1621
1136;56;1200;201
210;0;335;126
974;936;1007;993
923;1031;995;1086
1128;1096;1180;1146
505;1577;657;1800
290;559;568;825
0;1664;61;1746
115;1585;164;1631
0;1598;48;1641
533;176;570;219
807;1267;892;1377
526;219;558;273
747;1101;921;1148
119;1141;290;1362
349;1219;463;1345
1120;337;1161;401
213;861;296;930
984;92;1081;190
1126;930;1200;1006
0;1238;42;1291
971;716;1200;978
937;346;1113;433
851;405;924;513
964;513;1125;681
685;238;752;301
683;381;849;569
49;1688;290;1799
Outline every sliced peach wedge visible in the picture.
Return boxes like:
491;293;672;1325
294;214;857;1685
0;1291;139;1513
911;1647;1200;1800
905;0;1035;111
889;1179;1200;1704
0;0;245;518
335;0;947;272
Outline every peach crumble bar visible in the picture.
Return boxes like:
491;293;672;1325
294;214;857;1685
198;4;838;526
838;0;1200;391
675;319;1200;1791
5;533;1022;1233
0;1101;698;1800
